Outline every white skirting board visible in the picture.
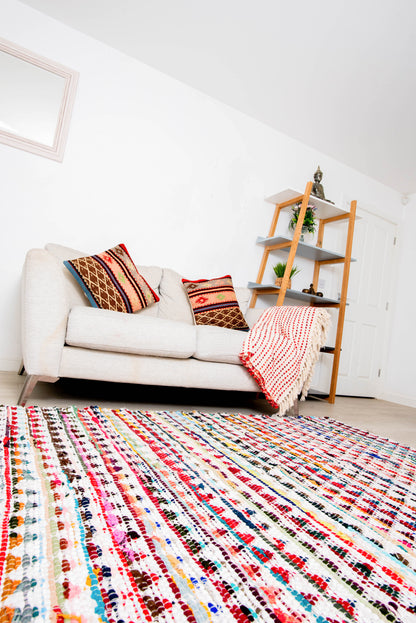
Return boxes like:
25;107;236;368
378;391;416;409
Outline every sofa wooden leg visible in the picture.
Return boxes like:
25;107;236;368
18;375;40;406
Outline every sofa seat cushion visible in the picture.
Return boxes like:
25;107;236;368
66;307;196;358
194;325;246;365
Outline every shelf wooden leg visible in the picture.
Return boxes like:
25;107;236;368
312;220;325;291
249;291;259;309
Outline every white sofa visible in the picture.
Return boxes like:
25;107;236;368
18;244;263;405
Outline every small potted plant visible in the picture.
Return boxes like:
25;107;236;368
273;262;300;289
288;202;317;241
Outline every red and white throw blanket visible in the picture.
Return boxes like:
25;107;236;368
240;306;331;414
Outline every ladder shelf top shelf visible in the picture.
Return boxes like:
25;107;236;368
247;282;341;305
256;235;357;262
265;188;349;220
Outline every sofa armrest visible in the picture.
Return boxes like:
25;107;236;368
21;249;69;378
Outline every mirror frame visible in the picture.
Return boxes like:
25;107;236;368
0;37;79;162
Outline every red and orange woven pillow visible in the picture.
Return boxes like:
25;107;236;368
64;243;159;313
182;275;249;330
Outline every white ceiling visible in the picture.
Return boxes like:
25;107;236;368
20;0;416;194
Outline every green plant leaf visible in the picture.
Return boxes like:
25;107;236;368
273;262;301;278
288;203;317;234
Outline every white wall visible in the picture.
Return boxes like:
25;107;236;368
1;0;413;406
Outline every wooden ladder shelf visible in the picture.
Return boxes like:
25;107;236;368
248;181;357;403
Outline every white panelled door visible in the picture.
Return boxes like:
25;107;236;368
336;209;397;397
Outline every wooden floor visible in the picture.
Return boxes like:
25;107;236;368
1;371;415;447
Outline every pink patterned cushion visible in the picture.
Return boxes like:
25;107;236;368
182;275;249;330
64;244;159;313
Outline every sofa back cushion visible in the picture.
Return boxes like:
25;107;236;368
157;268;195;324
44;244;251;324
234;287;251;316
156;269;251;326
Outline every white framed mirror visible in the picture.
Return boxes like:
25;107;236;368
0;37;78;161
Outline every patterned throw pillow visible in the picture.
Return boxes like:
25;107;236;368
64;244;159;313
182;275;249;330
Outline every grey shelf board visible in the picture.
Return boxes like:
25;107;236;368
247;282;341;305
256;235;356;262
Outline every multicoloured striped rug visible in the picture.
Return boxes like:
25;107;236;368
0;405;415;622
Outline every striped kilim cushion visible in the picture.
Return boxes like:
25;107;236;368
64;243;159;313
182;275;249;330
